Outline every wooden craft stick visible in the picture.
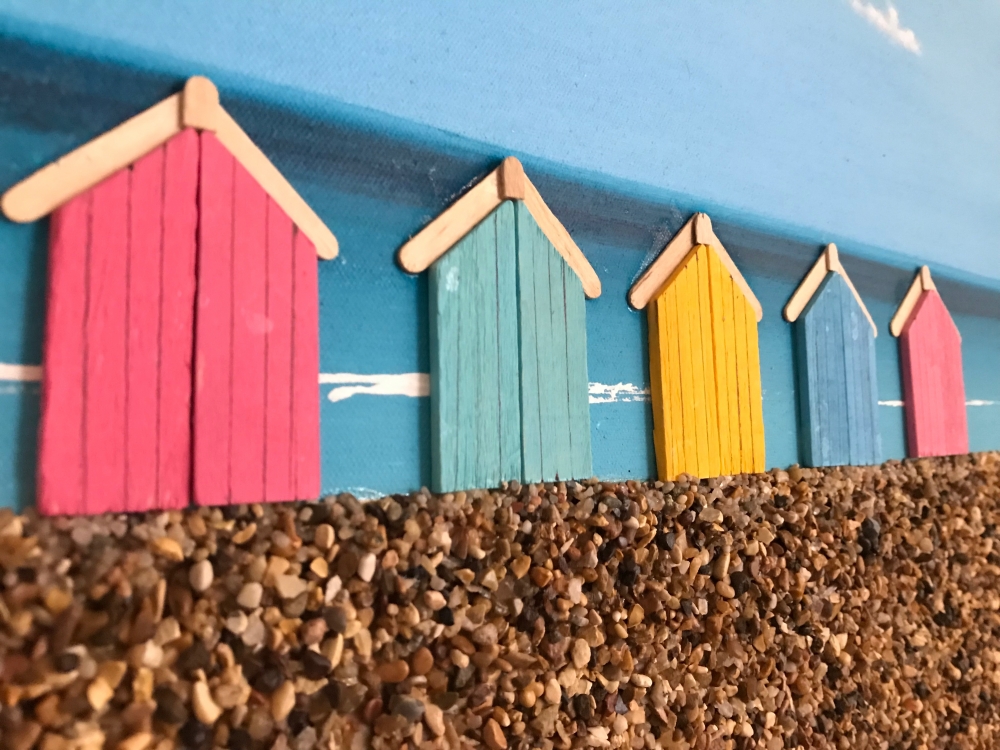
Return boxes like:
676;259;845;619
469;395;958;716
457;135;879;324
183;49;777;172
785;244;877;336
783;247;830;323
498;156;526;200
629;216;697;310
182;75;220;131
891;266;934;337
398;169;504;274
920;265;936;291
521;176;602;299
212;107;339;260
398;158;601;298
629;213;761;320
1;94;183;223
3;76;338;261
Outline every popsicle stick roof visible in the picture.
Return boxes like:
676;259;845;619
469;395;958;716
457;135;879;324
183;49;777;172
783;244;877;337
397;157;601;298
1;76;338;260
628;212;762;320
890;266;955;339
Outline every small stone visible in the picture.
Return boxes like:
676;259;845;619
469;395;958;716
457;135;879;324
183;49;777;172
154;686;189;725
232;522;257;545
483;717;507;750
391;695;425;722
377;659;410;683
226;611;249;635
44;587;72;615
411;647;434;676
627;604;644;627
237;582;264;609
150;536;184;562
271;681;296;722
6;721;41;750
511;555;531;579
87;677;114;711
544;679;561;705
424;590;447;610
179;719;211;750
324;606;348;634
243;613;266;647
424;702;446;737
530;567;553;587
314;524;335;550
275;575;308;599
299;618;328;646
253;666;286;695
357;553;376;582
53;651;80;673
192;680;223;725
302;650;332;680
309;557;329;577
630;673;652;688
571;639;591;669
188;559;214;593
117;732;153;750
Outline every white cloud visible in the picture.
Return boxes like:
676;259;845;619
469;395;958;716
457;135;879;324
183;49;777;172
850;0;922;54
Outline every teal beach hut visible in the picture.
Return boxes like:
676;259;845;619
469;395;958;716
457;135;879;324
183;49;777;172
784;245;881;468
398;158;601;492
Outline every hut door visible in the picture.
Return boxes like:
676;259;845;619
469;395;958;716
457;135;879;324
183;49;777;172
38;130;200;515
37;130;320;515
429;201;591;493
192;133;320;506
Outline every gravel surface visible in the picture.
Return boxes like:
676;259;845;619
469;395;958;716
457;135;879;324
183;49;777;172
2;454;1000;750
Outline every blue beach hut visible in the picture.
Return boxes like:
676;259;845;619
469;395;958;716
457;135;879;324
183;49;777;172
784;245;881;467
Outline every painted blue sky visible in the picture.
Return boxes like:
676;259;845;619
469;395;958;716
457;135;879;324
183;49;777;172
0;0;998;284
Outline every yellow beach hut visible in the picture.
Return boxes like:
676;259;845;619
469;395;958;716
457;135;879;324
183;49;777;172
629;213;765;480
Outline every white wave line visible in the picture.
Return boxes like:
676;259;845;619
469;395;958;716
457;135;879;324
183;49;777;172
320;372;430;403
589;382;650;404
0;363;42;382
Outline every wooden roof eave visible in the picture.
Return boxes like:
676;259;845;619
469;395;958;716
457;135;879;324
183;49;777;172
396;157;602;299
627;212;763;321
783;244;878;337
890;266;955;339
0;76;338;260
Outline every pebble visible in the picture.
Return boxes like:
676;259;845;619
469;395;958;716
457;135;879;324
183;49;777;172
483;717;507;750
271;681;296;722
275;575;308;600
150;536;184;562
511;555;531;579
3;455;1000;750
237;581;263;609
424;702;446;737
357;553;376;582
424;590;447;610
314;523;335;550
377;659;410;683
192;680;223;725
188;559;214;592
411;646;434;676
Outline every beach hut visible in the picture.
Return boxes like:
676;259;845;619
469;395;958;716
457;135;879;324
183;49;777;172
890;267;968;457
1;77;338;515
628;213;764;480
397;158;600;492
783;244;881;467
